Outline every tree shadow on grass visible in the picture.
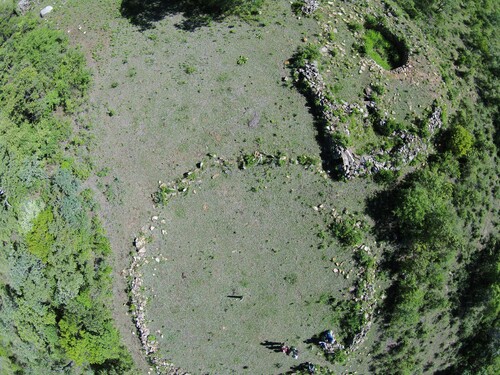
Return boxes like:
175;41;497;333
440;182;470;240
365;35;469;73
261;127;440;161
120;0;218;30
365;185;405;324
120;0;261;31
285;72;342;180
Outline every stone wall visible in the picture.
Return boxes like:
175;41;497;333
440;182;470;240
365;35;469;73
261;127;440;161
295;61;442;179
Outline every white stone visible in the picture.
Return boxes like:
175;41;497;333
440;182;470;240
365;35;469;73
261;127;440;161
40;6;53;17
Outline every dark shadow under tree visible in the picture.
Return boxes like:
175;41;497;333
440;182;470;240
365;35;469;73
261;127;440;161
120;0;263;30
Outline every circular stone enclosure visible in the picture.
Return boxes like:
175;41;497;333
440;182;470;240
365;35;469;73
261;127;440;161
139;163;355;374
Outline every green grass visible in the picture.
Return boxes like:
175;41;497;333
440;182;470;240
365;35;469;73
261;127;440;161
141;162;360;373
39;1;495;374
363;29;395;70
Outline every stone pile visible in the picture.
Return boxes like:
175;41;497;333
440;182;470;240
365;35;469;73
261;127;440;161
427;106;443;134
127;236;190;374
17;0;31;14
129;236;158;355
301;0;320;15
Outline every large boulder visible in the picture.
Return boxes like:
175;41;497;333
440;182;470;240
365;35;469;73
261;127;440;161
40;5;52;17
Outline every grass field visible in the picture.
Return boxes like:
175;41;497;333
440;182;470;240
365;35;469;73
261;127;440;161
34;0;452;373
140;162;362;373
8;0;496;373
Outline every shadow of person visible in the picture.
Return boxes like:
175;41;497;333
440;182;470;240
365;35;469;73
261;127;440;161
260;340;285;353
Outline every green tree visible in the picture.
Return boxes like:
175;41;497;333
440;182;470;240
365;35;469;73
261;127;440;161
447;125;474;156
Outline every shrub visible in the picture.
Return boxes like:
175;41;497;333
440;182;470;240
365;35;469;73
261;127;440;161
374;169;399;185
331;131;351;148
236;55;248;65
331;217;363;246
297;154;320;167
374;117;406;136
447;125;474;156
292;43;321;67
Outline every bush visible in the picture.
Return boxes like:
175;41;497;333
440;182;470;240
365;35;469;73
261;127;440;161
374;117;406;136
374;169;399;185
331;217;363;247
291;43;321;67
331;131;351;148
447;125;474;156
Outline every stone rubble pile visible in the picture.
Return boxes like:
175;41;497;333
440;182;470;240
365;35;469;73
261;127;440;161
17;0;31;14
127;236;189;374
301;0;320;15
392;130;427;165
427;106;443;134
347;245;377;353
129;236;158;355
297;62;356;135
297;62;378;178
391;62;412;75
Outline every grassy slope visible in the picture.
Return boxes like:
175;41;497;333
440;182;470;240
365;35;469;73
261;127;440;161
26;0;498;373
